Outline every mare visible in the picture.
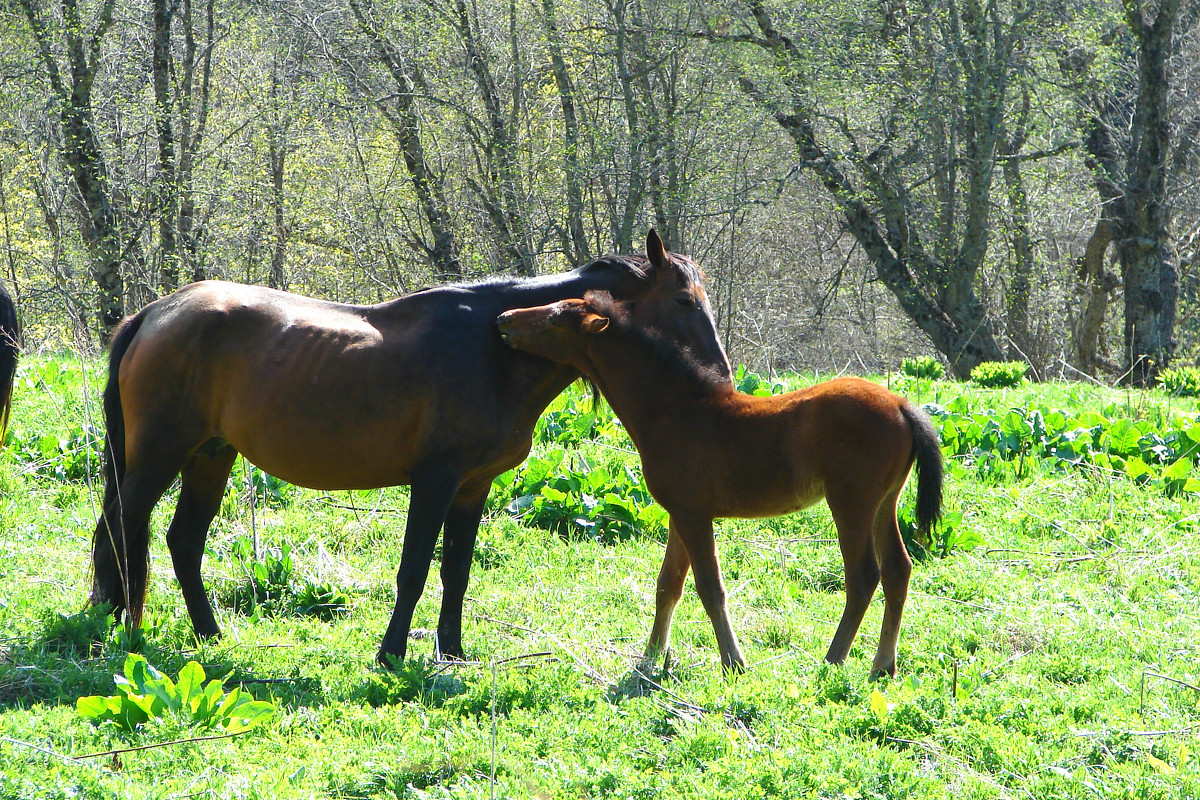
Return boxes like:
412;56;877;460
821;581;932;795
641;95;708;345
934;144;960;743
0;281;17;445
497;292;944;678
90;230;729;666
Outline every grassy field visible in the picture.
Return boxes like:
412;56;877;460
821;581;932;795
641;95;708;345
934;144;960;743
1;356;1198;799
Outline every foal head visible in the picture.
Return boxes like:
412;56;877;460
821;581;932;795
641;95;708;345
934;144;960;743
498;231;732;384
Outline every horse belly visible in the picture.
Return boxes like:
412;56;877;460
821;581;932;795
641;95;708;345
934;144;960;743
220;393;422;490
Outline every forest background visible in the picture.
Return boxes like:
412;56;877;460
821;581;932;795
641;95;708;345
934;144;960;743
0;0;1198;384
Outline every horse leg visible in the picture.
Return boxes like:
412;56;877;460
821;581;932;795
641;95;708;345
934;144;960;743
377;467;461;667
672;512;745;671
823;489;881;667
91;457;186;630
643;521;691;666
434;485;490;660
165;446;238;640
869;488;911;679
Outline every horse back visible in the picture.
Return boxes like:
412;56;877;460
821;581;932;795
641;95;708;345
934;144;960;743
114;280;569;490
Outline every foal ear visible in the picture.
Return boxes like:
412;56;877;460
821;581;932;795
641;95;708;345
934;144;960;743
580;313;610;334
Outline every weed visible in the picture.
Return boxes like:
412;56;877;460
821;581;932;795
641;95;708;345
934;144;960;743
969;360;1029;387
901;356;945;380
76;654;278;733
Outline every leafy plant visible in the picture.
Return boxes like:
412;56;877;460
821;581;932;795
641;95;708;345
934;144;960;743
969;361;1028;388
901;356;945;380
931;398;1200;496
899;508;976;559
494;448;668;543
735;364;786;396
1158;366;1200;398
76;654;277;733
8;422;105;482
223;536;351;619
535;387;620;446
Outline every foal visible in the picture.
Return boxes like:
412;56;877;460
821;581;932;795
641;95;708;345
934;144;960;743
497;293;943;677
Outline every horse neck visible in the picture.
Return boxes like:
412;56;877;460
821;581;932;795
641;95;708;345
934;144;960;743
584;334;734;449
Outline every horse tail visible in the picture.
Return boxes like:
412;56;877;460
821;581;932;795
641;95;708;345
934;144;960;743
0;286;18;447
900;402;944;535
90;312;147;613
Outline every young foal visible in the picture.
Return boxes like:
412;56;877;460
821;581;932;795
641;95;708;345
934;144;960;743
497;293;943;678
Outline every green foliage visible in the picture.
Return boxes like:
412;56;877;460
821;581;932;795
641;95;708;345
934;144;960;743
6;422;104;482
494;448;668;543
222;536;351;619
969;361;1029;388
76;654;278;733
901;356;945;380
899;508;976;559
932;397;1200;496
38;605;113;656
534;387;619;446
735;364;787;396
1158;366;1200;398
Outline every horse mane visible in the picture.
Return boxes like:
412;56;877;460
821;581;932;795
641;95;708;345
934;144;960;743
583;291;730;392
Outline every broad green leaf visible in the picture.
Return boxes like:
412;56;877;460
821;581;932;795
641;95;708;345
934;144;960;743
176;661;205;705
1163;458;1192;481
1124;456;1152;480
869;689;890;723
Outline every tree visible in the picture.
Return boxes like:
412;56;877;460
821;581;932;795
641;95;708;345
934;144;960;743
17;0;131;336
725;0;1065;377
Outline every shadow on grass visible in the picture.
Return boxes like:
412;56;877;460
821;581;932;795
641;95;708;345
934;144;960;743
354;656;470;709
0;604;327;712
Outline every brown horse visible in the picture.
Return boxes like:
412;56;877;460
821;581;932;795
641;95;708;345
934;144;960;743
0;281;17;446
497;292;943;678
90;230;730;666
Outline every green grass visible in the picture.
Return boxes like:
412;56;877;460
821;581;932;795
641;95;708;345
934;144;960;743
1;356;1199;798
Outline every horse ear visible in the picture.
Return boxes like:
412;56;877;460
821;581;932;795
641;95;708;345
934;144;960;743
580;313;609;334
646;229;671;273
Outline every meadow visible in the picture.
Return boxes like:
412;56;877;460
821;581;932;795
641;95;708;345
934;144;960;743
0;355;1198;799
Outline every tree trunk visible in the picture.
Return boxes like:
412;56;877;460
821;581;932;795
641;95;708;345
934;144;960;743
1072;218;1118;376
152;0;180;292
740;0;1006;378
19;0;128;339
1118;0;1181;386
348;0;462;278
540;0;591;264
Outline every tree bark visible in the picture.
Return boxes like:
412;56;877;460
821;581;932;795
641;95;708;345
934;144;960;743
739;0;1007;378
540;0;591;264
1119;0;1181;386
18;0;128;338
1072;218;1118;375
348;0;462;278
152;0;180;291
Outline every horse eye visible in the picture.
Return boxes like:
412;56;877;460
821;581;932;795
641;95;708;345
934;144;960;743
675;294;695;309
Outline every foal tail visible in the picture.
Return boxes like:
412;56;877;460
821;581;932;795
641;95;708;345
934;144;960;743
900;402;944;535
90;312;148;614
0;286;18;447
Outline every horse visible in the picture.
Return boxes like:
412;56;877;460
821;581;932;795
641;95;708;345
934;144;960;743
0;281;17;446
496;292;944;678
89;230;733;667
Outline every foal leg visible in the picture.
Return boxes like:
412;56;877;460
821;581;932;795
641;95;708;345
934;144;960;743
823;489;881;668
165;446;238;640
377;467;461;667
672;513;745;671
643;521;691;665
435;484;490;660
869;489;912;679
